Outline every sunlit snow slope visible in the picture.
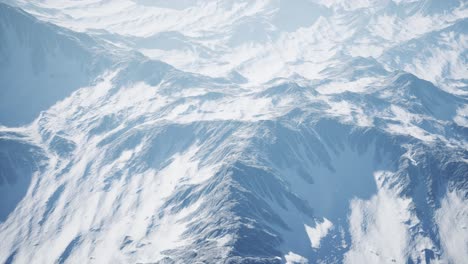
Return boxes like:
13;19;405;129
0;1;467;263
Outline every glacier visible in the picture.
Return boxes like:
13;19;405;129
0;0;467;263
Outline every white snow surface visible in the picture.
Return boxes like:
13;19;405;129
435;191;468;264
0;0;467;263
305;218;333;249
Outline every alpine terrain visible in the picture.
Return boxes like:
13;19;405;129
0;0;467;263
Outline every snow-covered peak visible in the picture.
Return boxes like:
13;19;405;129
4;0;466;88
0;1;467;263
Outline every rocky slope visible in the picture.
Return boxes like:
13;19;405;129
0;1;467;263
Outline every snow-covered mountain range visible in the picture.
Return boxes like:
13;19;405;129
0;0;467;263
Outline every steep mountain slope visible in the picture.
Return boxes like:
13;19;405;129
0;3;119;126
380;19;468;96
0;1;467;264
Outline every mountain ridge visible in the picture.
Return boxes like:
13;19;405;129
0;1;467;263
